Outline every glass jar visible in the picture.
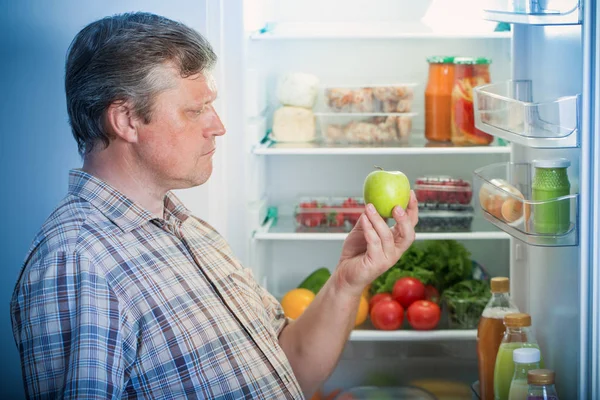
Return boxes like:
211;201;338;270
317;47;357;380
527;369;560;400
425;56;455;142
531;159;571;234
494;313;543;400
451;57;494;146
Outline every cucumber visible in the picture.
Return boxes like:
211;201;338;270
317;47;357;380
298;267;331;294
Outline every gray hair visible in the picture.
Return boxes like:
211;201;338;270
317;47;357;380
65;12;217;155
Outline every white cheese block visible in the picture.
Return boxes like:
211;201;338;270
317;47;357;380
272;107;316;142
277;72;319;109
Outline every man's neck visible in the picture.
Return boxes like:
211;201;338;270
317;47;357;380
82;153;166;218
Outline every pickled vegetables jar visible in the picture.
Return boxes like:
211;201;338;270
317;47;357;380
451;57;494;146
425;56;455;142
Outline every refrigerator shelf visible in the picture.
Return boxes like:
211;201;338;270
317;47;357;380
250;21;513;40
254;216;510;241
473;80;580;148
253;137;512;156
349;328;477;342
482;0;581;25
473;162;579;247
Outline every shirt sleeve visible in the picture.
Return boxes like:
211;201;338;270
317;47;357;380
11;251;129;399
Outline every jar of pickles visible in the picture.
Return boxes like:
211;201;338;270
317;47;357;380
451;57;494;146
425;56;455;142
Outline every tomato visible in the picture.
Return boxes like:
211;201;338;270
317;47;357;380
424;285;440;304
392;277;426;309
369;293;393;311
370;299;404;330
407;300;441;331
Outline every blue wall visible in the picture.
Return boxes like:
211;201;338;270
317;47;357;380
0;1;208;397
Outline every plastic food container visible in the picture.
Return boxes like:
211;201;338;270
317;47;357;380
317;113;415;144
415;176;473;208
294;197;364;232
445;297;489;329
333;386;436;400
324;84;417;113
416;206;474;232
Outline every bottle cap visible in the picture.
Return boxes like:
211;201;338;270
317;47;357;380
532;158;571;169
427;56;455;64
454;57;476;65
490;277;509;293
474;57;492;64
504;313;532;327
528;369;555;385
513;347;541;364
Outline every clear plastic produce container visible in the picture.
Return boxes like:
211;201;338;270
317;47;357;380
294;197;365;232
416;206;474;232
415;176;473;209
445;296;489;329
324;84;417;113
317;113;415;144
333;386;436;400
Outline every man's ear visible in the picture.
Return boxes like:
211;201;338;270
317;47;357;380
104;101;139;144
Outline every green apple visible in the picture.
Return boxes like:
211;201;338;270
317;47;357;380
363;167;411;218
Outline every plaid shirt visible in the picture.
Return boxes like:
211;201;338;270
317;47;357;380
11;169;303;399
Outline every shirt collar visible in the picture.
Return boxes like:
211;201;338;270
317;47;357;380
68;169;192;232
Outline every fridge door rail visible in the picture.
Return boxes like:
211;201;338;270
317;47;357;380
482;0;581;25
349;328;477;342
473;80;580;148
473;162;579;247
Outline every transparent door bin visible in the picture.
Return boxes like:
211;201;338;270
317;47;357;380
473;162;578;246
482;0;581;25
473;80;580;148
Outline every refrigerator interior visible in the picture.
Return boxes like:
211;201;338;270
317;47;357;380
242;0;516;392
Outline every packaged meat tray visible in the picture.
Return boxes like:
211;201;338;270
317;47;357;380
294;197;364;232
324;84;417;113
415;176;473;209
317;113;415;144
416;206;475;232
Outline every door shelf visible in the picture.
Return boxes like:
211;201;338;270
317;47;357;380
254;216;510;241
253;136;512;156
349;328;477;342
473;162;579;247
482;0;581;25
473;80;580;148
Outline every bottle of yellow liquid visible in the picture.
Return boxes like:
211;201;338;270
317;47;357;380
508;348;541;400
493;313;543;400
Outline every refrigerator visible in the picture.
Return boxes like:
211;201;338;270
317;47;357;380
222;0;600;398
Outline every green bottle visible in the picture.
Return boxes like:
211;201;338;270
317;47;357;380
531;159;571;235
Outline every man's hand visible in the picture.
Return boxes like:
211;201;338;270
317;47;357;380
333;190;419;296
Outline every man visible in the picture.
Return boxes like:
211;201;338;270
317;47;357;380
11;12;418;399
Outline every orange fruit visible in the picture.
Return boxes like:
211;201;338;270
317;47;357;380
355;295;369;327
281;288;315;320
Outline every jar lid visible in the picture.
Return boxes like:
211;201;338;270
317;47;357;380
532;158;571;169
528;369;555;385
504;312;532;327
513;347;541;363
454;57;476;65
427;56;455;64
475;57;492;64
490;277;509;293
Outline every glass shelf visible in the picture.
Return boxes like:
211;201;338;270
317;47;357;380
253;135;512;156
482;0;581;25
473;80;580;148
473;162;579;247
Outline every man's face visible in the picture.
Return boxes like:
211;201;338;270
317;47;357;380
133;68;226;190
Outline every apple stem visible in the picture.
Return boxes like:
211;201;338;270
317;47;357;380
374;165;383;171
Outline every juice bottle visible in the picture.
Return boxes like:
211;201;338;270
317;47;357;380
527;369;560;400
494;313;543;400
509;348;541;400
477;277;519;400
531;159;571;234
